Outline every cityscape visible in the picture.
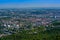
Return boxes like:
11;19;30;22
0;0;60;40
0;8;60;40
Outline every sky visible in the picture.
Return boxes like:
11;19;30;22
0;0;60;8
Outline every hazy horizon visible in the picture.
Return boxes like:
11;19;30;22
0;0;60;8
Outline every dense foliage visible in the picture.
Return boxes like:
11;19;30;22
0;21;60;40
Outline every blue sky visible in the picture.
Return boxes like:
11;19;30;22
0;0;60;8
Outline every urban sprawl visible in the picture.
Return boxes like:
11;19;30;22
0;8;60;37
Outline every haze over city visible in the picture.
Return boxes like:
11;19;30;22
0;0;60;8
